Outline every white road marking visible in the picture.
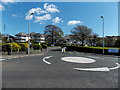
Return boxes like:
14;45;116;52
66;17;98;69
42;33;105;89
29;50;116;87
109;63;120;70
74;67;110;71
43;56;53;65
0;59;5;61
61;57;95;64
13;57;18;58
74;63;120;72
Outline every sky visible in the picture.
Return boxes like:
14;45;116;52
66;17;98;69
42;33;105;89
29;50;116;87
0;1;118;37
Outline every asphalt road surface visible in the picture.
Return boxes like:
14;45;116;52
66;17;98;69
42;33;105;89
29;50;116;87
2;47;119;88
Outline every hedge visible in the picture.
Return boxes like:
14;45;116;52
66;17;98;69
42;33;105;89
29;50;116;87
65;45;120;55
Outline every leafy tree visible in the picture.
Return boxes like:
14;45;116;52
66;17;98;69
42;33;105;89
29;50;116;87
105;38;115;47
115;37;120;47
44;25;64;45
92;33;99;46
71;25;92;46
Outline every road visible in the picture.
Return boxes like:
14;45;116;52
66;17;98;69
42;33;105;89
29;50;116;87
2;47;119;88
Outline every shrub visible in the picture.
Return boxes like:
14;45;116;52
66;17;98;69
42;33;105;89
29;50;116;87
2;44;9;52
18;43;28;51
9;43;21;51
32;43;42;50
2;43;21;52
41;44;47;49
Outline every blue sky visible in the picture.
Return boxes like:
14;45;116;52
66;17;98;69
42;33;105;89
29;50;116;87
1;2;118;37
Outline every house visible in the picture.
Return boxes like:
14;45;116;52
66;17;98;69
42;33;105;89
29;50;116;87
33;33;45;44
64;35;81;45
2;34;15;42
15;32;29;42
15;32;46;43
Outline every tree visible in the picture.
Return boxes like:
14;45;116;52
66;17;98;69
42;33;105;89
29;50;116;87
105;38;115;47
92;33;98;46
115;37;120;47
71;25;92;46
44;25;64;45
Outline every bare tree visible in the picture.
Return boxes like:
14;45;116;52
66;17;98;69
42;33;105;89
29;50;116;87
71;25;92;46
44;25;64;45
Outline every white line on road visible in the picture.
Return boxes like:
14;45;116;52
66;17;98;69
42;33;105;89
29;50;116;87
0;59;5;61
43;56;53;65
109;63;120;70
74;63;120;72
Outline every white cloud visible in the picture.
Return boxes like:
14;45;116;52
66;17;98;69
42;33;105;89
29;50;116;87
0;0;18;3
39;22;45;25
67;20;82;25
34;14;51;22
53;17;63;24
44;3;59;13
12;14;17;17
25;14;34;20
25;3;60;23
12;14;22;18
25;7;47;20
0;4;4;11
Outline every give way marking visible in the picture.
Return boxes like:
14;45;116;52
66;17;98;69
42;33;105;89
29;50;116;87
74;63;120;72
43;56;53;64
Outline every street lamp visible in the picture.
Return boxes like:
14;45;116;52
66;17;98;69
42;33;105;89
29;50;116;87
27;13;34;54
101;16;105;54
3;25;12;55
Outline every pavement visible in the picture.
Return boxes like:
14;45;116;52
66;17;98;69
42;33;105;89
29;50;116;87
1;47;119;88
1;48;50;60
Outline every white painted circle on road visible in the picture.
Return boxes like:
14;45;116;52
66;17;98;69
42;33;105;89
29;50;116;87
61;57;95;63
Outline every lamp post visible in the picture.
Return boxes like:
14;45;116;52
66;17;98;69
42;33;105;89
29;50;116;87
101;16;105;54
27;13;34;54
3;25;12;55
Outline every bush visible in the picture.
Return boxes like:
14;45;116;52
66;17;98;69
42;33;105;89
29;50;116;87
18;43;28;51
41;44;47;49
2;44;9;52
2;43;21;52
32;43;42;50
9;43;21;51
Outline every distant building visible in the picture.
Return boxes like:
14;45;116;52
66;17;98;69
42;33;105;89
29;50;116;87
2;34;15;43
15;32;45;43
64;35;81;45
15;32;29;42
33;33;45;43
106;36;119;41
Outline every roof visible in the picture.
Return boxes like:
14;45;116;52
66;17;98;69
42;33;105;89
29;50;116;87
15;32;27;36
30;32;36;37
33;33;45;37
